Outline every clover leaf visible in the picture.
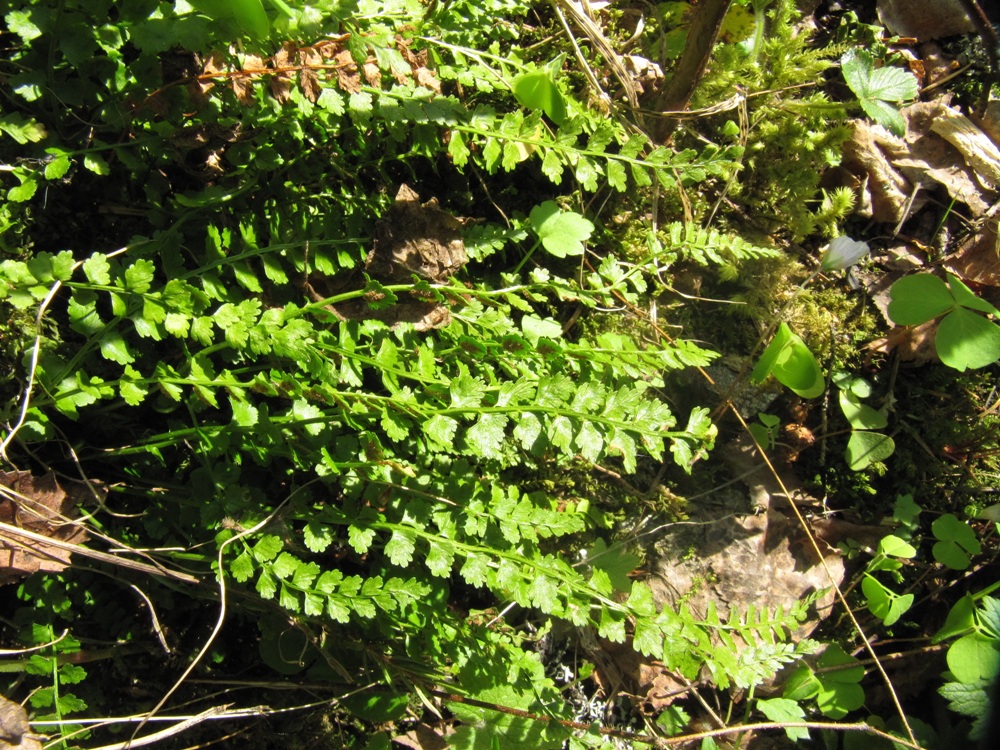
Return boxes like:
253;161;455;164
888;273;1000;371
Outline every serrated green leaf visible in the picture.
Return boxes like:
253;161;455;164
0;112;47;143
425;539;455;577
124;259;155;294
45;155;72;180
304;521;334;553
252;534;283;563
231;399;258;427
271;551;300;579
231;551;255;582
385;529;416;567
84;152;110;175
8;175;37;202
758;698;809;741
450;374;487;409
423;414;459;449
256;567;277;599
348;525;376;554
98;330;135;365
466;412;508;457
940;678;990;720
82;254;111;285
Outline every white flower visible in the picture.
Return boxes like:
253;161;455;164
820;236;870;270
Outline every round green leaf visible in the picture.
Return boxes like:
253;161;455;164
946;633;1000;684
935;307;1000;371
512;70;568;125
845;431;894;471
839;390;887;430
862;575;891;621
341;692;409;722
887;274;954;325
528;201;593;258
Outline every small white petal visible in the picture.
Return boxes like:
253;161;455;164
821;236;870;270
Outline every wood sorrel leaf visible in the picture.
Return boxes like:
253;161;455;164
936;307;1000;371
948;274;1000;316
887;273;955;325
845;430;894;471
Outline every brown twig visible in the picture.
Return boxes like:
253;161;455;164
646;0;735;143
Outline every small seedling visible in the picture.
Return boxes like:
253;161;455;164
888;273;1000;371
748;412;781;451
931;514;982;571
832;372;894;471
860;534;916;626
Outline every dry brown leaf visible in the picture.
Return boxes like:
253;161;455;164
0;693;41;750
931;107;1000;189
877;0;974;41
841;120;915;223
392;724;449;750
335;48;361;94
646;437;843;685
946;221;1000;290
196;51;224;100
868;320;939;363
362;62;381;89
231;53;264;106
414;66;441;95
0;471;91;585
299;47;323;102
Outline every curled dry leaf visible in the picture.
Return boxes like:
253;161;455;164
841;120;914;224
877;0;975;41
0;471;92;585
0;692;42;750
930;106;1000;189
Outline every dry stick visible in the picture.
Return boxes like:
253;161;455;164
85;706;232;750
430;690;924;749
0;521;199;584
646;0;734;143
